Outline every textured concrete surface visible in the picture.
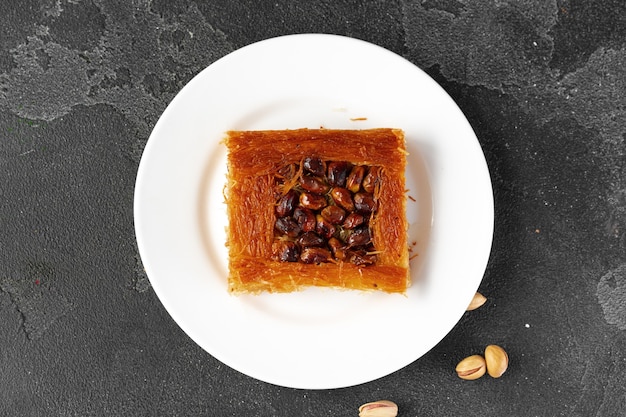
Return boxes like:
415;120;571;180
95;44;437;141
1;1;625;416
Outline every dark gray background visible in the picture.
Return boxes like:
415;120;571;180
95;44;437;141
1;1;625;416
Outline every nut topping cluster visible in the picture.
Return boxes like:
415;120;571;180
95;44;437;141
272;156;382;265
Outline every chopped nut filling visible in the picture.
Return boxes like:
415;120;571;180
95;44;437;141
272;156;382;265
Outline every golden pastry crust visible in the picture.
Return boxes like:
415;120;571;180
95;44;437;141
224;128;409;294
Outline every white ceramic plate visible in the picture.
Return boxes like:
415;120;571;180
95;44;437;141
134;34;493;389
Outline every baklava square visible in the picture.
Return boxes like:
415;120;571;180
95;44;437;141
224;128;409;294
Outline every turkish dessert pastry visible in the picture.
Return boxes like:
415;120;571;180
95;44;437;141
224;128;409;294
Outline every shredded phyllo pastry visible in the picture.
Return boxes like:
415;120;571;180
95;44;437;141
224;128;409;294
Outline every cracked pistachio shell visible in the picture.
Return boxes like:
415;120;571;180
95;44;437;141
467;291;487;311
485;344;509;378
455;354;487;380
358;400;398;417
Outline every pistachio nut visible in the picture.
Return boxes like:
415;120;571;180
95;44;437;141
358;400;398;417
466;291;487;311
455;354;487;380
485;344;509;378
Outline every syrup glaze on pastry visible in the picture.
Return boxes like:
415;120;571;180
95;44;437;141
224;128;409;294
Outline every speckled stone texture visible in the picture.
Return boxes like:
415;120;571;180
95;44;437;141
1;1;625;416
